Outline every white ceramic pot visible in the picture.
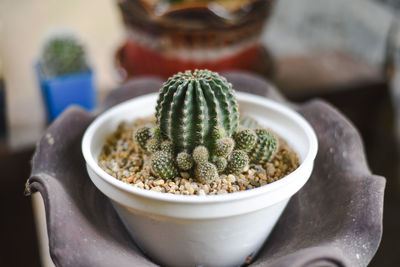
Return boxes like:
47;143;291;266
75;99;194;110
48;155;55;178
82;92;318;267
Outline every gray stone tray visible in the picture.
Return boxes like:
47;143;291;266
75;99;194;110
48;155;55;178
26;72;385;267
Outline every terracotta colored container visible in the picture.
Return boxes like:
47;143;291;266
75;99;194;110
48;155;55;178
117;0;276;78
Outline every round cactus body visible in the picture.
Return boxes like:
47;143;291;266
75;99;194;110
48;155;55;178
214;137;235;158
146;138;161;153
135;127;152;151
150;151;178;179
212;156;227;173
226;150;249;175
249;129;278;164
176;152;194;171
161;140;174;154
192;145;209;164
155;69;239;155
195;162;218;183
234;128;257;152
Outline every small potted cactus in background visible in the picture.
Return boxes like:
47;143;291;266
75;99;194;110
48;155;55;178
36;34;96;122
134;70;278;183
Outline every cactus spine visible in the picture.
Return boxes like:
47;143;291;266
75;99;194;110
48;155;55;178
249;129;278;164
155;70;239;154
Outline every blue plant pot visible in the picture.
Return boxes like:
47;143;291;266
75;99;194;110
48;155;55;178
36;64;96;122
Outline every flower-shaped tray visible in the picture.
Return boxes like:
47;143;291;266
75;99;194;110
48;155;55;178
26;72;385;267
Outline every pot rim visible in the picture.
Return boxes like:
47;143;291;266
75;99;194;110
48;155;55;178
82;92;318;204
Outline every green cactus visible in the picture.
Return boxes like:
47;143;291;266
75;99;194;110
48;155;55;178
249;129;278;164
212;126;226;140
135;127;152;151
155;69;239;154
146;138;161;153
161;140;174;154
150;151;178;179
212;156;227;173
195;162;219;183
41;36;88;77
192;145;209;164
240;115;260;129
234;128;257;152
176;152;194;171
214;137;234;158
226;150;249;175
153;127;162;141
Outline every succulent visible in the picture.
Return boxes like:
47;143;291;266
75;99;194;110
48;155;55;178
226;150;249;175
155;69;239;155
134;70;281;183
194;162;218;183
40;36;88;77
161;140;174;154
192;145;209;164
150;151;178;179
135;127;152;151
239;115;260;129
212;156;227;173
176;152;194;171
212;126;226;140
146;138;161;153
249;129;278;164
214;137;234;158
234;128;257;152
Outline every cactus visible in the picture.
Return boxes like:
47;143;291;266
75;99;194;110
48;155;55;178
150;151;178;179
135;127;152;151
226;150;249;175
212;156;227;173
193;145;209;164
155;69;239;155
214;137;234;158
161;140;174;154
249;129;278;164
146;138;160;153
240;115;260;129
212;126;226;140
194;162;218;183
234;128;257;152
176;152;194;171
41;35;88;77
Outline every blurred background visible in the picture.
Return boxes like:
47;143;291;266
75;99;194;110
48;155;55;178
1;0;399;266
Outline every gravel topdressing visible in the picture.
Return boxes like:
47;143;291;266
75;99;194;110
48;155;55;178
98;117;300;196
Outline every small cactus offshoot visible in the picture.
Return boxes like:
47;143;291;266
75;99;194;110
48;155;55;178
150;151;178;180
214;137;235;158
212;126;226;140
135;127;152;151
212;156;227;173
147;138;161;153
193;145;209;164
249;129;278;164
194;162;218;183
176;152;194;171
226;150;249;175
234;128;257;152
161;140;174;154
